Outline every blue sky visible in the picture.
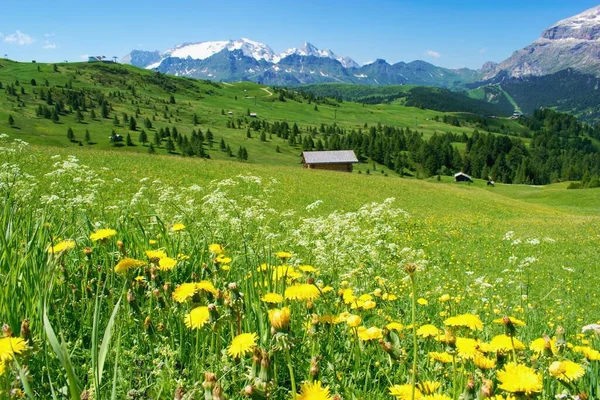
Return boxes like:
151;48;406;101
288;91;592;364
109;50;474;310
1;0;598;69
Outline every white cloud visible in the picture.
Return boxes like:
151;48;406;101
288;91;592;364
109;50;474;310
43;41;57;50
44;32;55;38
480;48;487;53
424;50;441;59
4;30;35;46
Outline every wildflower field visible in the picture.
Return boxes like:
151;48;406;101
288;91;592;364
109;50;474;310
1;134;599;399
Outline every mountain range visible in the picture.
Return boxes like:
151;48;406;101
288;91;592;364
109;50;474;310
121;5;600;122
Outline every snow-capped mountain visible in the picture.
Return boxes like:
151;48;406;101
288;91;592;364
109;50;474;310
122;38;360;70
278;42;360;68
165;38;278;63
485;5;600;78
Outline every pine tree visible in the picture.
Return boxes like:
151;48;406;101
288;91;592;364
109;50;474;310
166;138;175;153
169;95;176;104
154;131;161;147
220;138;226;151
85;129;91;144
8;114;14;127
246;129;251;138
51;109;59;122
113;115;119;126
67;127;75;141
139;129;148;145
101;102;109;118
148;144;156;154
126;133;133;146
144;118;152;129
76;110;84;123
90;109;96;120
129;116;137;131
260;131;266;142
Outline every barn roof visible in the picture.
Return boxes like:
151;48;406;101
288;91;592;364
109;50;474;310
454;172;473;179
302;150;359;164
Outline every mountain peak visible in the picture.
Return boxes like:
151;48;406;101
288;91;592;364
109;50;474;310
541;5;600;41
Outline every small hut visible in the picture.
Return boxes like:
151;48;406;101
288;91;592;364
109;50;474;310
302;150;358;172
454;172;473;182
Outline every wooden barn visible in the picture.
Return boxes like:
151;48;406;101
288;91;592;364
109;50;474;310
302;150;359;172
454;172;473;182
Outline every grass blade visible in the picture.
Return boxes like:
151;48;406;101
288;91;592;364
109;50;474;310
43;305;81;400
98;294;122;386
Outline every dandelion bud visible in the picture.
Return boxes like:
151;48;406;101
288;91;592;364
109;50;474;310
163;282;171;292
332;395;342;400
258;350;271;383
228;282;238;291
403;262;417;276
212;383;224;400
156;323;165;332
310;357;319;378
250;348;262;379
555;325;566;354
502;316;517;337
173;386;185;400
127;289;135;303
578;392;589;400
243;385;255;396
268;307;290;333
117;240;125;251
2;324;12;337
543;335;554;357
144;316;152;331
346;314;361;328
20;319;30;340
203;372;217;398
83;246;93;256
480;379;493;398
44;222;51;229
306;301;314;310
306;276;315;285
80;389;91;400
208;303;219;323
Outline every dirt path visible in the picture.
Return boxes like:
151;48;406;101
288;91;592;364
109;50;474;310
261;87;273;97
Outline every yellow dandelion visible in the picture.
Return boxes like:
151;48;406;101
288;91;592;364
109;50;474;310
184;306;210;329
89;228;117;242
0;361;5;376
574;346;600;361
418;380;441;395
429;352;453;364
473;354;496;370
357;326;383;341
48;239;75;254
215;254;232;264
456;337;481;359
440;294;451;302
362;300;377;310
444;314;483;331
114;258;146;274
346;315;362;328
386;322;404;331
497;362;542;396
318;314;341;325
417;298;428;306
284;283;320;301
548;360;585;382
172;283;198;303
297;380;331;400
157;257;177;271
389;384;422;400
321;286;334;293
417;324;440;338
171;223;186;232
134;275;145;282
227;333;257;358
272;265;302;281
298;265;316;273
261;292;283;304
208;244;224;254
275;251;292;259
530;337;557;355
383;293;398;301
490;334;525;353
0;337;28;362
493;316;526;327
196;280;218;295
149;239;158;245
359;294;373;301
145;249;167;261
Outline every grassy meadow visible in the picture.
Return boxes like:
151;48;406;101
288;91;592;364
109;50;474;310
0;132;599;399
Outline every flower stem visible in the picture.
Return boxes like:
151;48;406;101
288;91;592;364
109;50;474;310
410;275;418;400
285;346;297;399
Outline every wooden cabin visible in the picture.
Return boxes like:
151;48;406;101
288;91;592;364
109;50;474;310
454;172;473;182
302;150;359;172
